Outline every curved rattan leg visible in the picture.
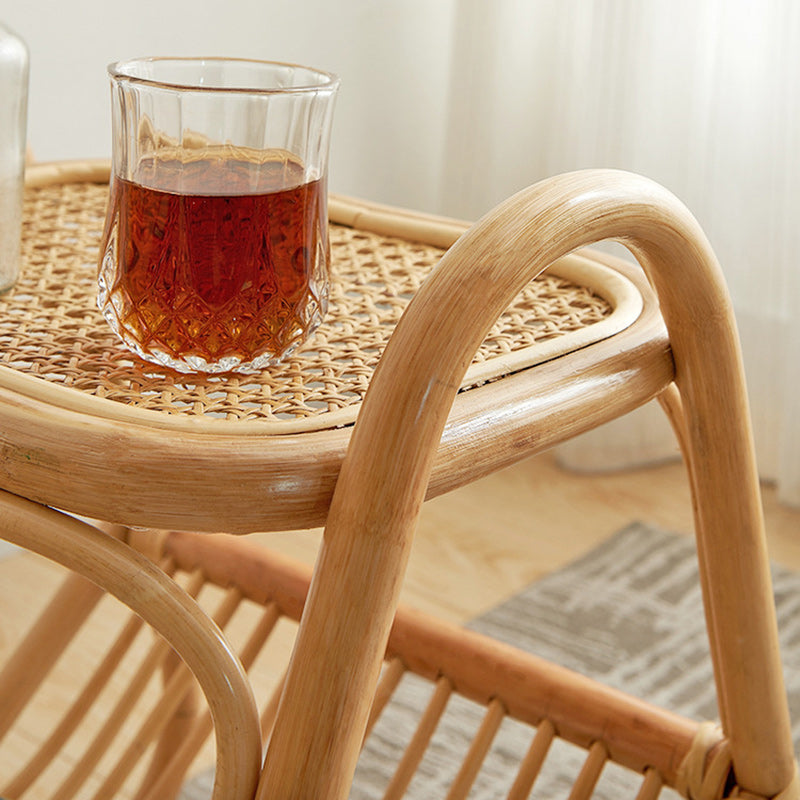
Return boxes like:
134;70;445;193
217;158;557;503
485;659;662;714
624;245;792;798
118;526;205;800
657;383;731;743
258;170;795;800
0;492;261;800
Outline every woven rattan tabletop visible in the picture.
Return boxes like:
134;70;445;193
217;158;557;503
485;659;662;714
1;161;642;435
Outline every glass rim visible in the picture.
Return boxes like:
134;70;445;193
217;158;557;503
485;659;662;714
108;56;340;94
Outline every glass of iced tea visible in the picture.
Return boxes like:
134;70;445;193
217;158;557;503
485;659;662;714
98;57;339;374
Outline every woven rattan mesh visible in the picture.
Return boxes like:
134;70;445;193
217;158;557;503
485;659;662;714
2;178;618;427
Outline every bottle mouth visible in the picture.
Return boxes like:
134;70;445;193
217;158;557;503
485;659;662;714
108;57;340;95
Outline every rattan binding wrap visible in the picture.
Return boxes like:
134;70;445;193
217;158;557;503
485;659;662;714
3;160;641;434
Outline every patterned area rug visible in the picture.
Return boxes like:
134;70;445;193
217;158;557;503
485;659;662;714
181;522;800;798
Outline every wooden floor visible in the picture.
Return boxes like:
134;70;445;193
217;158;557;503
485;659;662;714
1;447;799;796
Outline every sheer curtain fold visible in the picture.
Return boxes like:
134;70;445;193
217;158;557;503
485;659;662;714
439;0;800;506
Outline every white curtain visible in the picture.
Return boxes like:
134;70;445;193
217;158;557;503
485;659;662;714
438;0;800;506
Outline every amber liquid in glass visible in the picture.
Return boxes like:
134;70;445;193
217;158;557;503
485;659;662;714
99;152;327;372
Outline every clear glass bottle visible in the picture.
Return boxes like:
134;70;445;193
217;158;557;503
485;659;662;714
0;22;29;293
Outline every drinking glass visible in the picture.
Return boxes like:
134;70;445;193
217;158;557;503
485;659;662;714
98;57;339;374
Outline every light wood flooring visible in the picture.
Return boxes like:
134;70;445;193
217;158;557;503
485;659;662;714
1;449;799;797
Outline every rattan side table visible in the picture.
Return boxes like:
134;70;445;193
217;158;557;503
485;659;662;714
1;163;796;800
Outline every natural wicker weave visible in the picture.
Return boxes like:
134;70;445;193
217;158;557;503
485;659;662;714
2;161;641;433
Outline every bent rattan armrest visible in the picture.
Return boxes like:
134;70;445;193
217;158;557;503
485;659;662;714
256;170;797;800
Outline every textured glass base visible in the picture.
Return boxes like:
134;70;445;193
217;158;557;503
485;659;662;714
97;227;328;375
99;310;320;375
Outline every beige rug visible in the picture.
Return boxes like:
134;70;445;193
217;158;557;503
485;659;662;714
183;522;800;798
